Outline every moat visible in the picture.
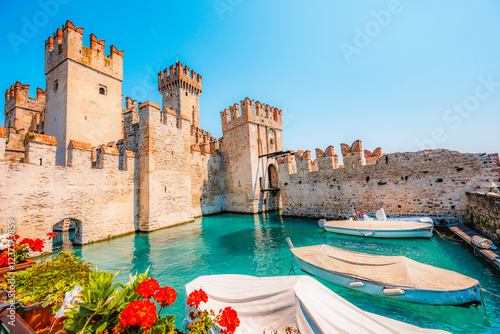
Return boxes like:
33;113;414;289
49;212;500;334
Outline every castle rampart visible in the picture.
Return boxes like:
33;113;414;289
220;98;283;133
44;20;123;79
278;141;500;222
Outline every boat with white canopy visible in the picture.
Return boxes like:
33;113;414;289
287;238;482;306
183;274;450;333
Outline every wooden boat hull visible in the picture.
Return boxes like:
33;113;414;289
319;220;433;239
294;256;482;306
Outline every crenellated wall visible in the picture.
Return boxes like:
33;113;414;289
278;142;499;223
0;133;137;246
220;97;283;213
4;82;45;132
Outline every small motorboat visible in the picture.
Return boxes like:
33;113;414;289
183;274;450;333
319;207;433;238
367;208;434;225
287;238;482;306
319;219;434;238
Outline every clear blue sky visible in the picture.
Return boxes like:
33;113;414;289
1;0;499;157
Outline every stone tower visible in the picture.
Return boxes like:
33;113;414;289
4;82;45;132
220;98;283;213
43;20;124;165
158;62;202;128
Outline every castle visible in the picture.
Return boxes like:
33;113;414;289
1;20;499;249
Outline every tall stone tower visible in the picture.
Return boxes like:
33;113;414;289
220;98;283;213
158;62;202;128
44;20;124;165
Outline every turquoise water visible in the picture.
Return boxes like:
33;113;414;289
53;212;500;333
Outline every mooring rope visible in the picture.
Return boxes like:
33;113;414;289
288;256;295;275
435;229;462;244
481;288;500;300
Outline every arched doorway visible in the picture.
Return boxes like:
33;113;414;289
268;164;279;189
52;218;82;253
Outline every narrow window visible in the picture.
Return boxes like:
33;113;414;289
39;158;43;165
54;80;58;92
185;92;188;96
99;85;107;95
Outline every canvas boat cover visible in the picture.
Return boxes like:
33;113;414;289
184;274;449;334
291;244;478;291
323;220;433;231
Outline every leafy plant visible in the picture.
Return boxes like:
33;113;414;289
64;269;177;334
2;252;93;313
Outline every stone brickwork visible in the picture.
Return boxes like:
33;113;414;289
220;98;283;213
4;82;45;132
467;191;500;242
24;133;57;166
138;102;193;231
43;20;124;165
158;62;202;127
278;144;499;223
0;150;136;246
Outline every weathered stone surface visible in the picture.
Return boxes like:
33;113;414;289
0;159;136;246
220;98;283;213
279;148;499;223
467;191;500;242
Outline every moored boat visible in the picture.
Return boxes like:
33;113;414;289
286;238;482;306
318;219;434;238
184;274;450;333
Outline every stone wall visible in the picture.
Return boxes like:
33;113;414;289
467;191;500;242
0;152;136;247
278;148;499;223
191;150;224;217
220;98;283;213
138;102;194;231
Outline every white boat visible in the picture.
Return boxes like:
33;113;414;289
318;219;434;238
368;208;434;225
183;274;450;334
287;238;482;306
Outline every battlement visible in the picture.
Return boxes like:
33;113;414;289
191;126;215;145
364;147;383;165
158;61;202;93
4;81;46;114
45;20;123;80
220;97;283;133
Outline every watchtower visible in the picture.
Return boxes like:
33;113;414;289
220;97;283;213
43;20;124;165
158;62;202;128
4;82;45;133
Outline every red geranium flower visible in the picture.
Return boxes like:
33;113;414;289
31;238;44;252
187;289;208;308
135;278;160;299
46;232;57;239
0;251;9;267
19;238;34;248
218;307;240;334
6;235;20;240
153;286;177;308
119;300;157;333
